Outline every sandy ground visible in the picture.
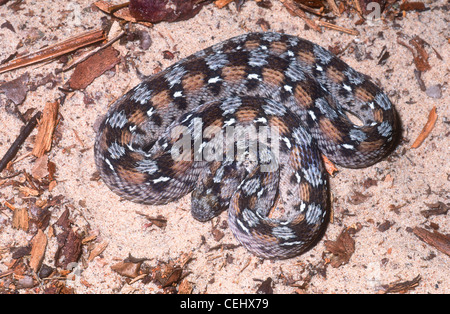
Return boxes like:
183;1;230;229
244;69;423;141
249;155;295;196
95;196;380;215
0;0;449;294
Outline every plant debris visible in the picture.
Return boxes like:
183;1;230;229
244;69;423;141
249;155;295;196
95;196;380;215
410;106;437;149
380;275;421;294
67;45;121;90
324;225;360;268
413;227;450;258
32;101;59;158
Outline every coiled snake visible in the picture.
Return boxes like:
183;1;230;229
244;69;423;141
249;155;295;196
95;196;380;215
94;32;398;259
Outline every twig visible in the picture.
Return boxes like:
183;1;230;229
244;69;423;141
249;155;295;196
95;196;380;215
317;20;360;35
279;0;322;33
0;112;41;172
0;29;105;74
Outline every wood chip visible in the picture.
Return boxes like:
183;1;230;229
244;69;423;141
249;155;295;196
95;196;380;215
12;207;29;231
32;101;59;158
30;229;48;273
413;227;450;257
88;241;109;262
411;106;437;148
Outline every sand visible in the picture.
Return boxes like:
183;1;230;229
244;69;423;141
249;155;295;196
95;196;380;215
0;0;449;294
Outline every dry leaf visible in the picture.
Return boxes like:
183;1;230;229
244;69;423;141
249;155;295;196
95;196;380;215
111;261;142;278
129;0;207;22
324;227;356;267
30;229;48;272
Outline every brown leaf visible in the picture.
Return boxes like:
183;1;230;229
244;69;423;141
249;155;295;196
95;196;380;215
420;202;449;218
324;227;356;268
413;227;450;257
30;229;48;272
68;46;120;90
31;155;49;180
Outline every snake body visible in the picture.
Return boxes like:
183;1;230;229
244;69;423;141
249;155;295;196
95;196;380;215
94;32;398;259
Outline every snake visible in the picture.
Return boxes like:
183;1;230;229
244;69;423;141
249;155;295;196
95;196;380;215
94;32;399;259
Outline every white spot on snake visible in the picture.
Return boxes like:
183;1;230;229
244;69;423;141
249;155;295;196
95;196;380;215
224;118;236;126
173;91;183;98
343;84;352;92
316;65;323;72
105;158;114;171
152;176;171;184
147;107;155;117
308;110;317;121
282;137;292;149
284;85;293;93
208;76;222;84
342;143;355;150
247;73;262;81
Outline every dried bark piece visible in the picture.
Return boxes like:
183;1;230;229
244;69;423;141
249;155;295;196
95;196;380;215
12;207;29;231
129;0;207;23
30;229;48;272
32;101;59;158
324;227;356;268
413;227;450;257
411;106;437;149
67;46;120;90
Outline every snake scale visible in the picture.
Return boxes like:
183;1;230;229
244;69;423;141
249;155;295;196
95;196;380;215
94;32;399;259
